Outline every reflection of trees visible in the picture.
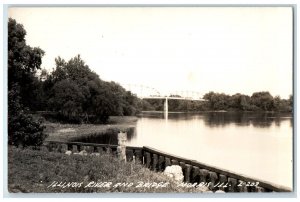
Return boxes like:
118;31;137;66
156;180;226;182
202;112;292;128
139;111;292;129
250;113;273;128
203;112;251;127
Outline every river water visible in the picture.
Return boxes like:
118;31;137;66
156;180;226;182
126;112;293;189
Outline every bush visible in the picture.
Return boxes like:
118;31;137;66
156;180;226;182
8;113;47;147
8;85;48;147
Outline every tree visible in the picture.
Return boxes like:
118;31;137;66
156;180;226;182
240;95;250;110
8;18;45;109
8;18;47;147
46;55;139;123
273;96;282;111
228;93;250;110
48;80;85;120
251;92;274;111
203;92;229;110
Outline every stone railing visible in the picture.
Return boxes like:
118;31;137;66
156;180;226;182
138;146;292;193
43;140;292;193
43;140;118;154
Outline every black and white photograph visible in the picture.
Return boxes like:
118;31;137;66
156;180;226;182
4;4;295;197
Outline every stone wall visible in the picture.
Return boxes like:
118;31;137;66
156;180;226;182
43;140;291;193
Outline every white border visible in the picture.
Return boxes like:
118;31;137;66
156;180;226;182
1;1;299;202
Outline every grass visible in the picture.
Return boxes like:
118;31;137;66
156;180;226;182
8;146;209;193
43;116;138;142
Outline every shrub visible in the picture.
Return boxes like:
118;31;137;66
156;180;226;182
8;85;48;147
8;113;47;147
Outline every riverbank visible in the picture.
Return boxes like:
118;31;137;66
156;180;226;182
8;146;208;193
43;116;138;142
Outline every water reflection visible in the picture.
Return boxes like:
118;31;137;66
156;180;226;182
130;112;293;188
140;111;293;128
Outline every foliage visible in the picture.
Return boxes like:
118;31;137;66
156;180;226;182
8;18;47;147
250;92;274;111
202;91;292;112
8;18;45;109
44;55;140;123
8;85;47;147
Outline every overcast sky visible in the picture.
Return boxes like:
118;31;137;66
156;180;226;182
8;7;293;98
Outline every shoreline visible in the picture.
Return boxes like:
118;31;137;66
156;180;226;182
43;116;138;142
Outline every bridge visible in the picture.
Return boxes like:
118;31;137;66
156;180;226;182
121;83;206;114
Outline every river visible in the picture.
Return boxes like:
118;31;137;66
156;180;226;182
126;112;293;189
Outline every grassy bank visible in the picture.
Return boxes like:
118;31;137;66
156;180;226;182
8;146;208;193
43;116;138;142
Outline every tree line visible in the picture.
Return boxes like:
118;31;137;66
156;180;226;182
140;92;292;112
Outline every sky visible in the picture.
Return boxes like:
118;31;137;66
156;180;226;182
8;7;293;98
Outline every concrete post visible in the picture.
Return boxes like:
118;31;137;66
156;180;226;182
158;155;165;171
60;144;68;153
145;152;151;168
237;180;248;192
228;177;238;192
117;131;127;162
192;166;200;183
72;145;78;153
219;174;228;191
199;169;209;182
208;171;218;191
165;157;171;166
152;154;158;171
256;186;265;192
171;159;179;165
134;149;143;163
185;164;192;182
126;149;134;161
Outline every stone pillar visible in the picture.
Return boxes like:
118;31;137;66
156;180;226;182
237;180;248;192
126;149;134;161
191;166;200;183
165;157;171;166
72;145;78;153
171;159;179;165
117;132;127;161
208;171;218;191
145;152;151;168
185;164;192;182
134;149;143;163
60;144;68;153
152;154;158;171
219;174;228;192
158;156;165;171
228;177;238;192
199;169;209;183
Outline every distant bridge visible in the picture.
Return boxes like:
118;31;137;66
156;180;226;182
121;83;206;113
141;96;205;114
